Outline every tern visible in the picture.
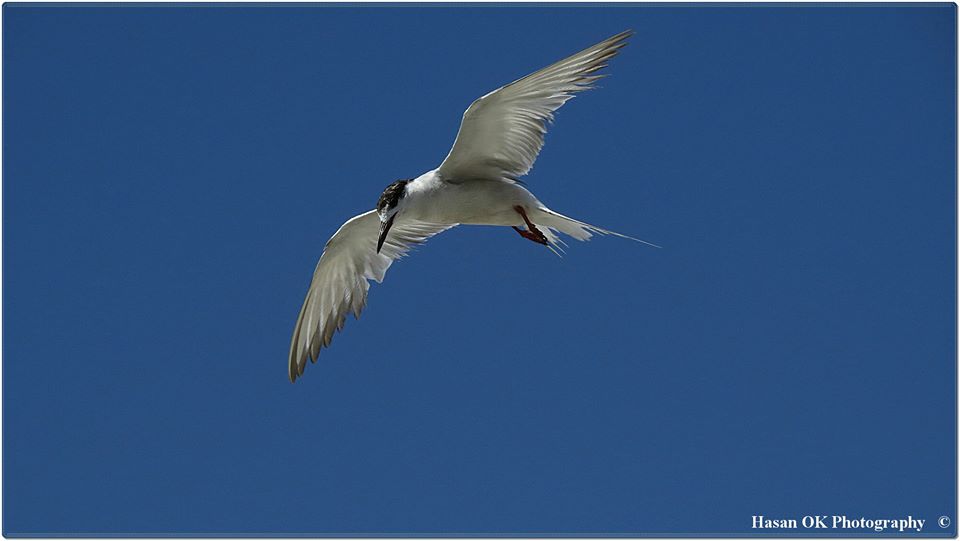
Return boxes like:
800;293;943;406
289;30;655;382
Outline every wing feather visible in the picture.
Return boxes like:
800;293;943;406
288;210;455;382
437;30;633;182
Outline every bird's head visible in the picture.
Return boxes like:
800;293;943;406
376;179;411;253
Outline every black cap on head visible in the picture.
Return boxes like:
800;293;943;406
377;179;410;213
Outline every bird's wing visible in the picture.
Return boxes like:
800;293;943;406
436;30;632;183
289;210;456;382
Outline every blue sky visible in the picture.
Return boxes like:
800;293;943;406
4;4;956;536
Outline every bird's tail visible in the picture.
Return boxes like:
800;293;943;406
532;207;661;253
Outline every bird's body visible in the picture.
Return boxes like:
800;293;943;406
403;170;537;226
288;30;655;382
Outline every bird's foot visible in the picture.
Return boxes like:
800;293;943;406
512;205;549;246
512;226;549;246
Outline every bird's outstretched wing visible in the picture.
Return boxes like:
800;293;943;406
436;30;632;183
289;210;456;382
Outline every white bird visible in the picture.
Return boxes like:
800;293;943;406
289;30;656;382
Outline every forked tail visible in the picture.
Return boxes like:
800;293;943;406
532;207;661;254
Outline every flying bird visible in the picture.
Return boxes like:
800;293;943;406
289;30;655;382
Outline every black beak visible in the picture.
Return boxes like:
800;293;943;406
377;214;395;254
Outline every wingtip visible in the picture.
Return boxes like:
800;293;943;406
288;349;309;383
604;29;635;44
288;357;301;383
593;30;633;61
288;361;298;383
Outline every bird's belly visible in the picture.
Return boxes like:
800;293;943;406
457;207;524;226
408;182;536;226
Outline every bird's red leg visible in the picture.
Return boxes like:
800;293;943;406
512;226;546;244
512;206;549;245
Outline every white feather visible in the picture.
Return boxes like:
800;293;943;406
288;210;455;381
288;31;655;382
437;31;633;183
